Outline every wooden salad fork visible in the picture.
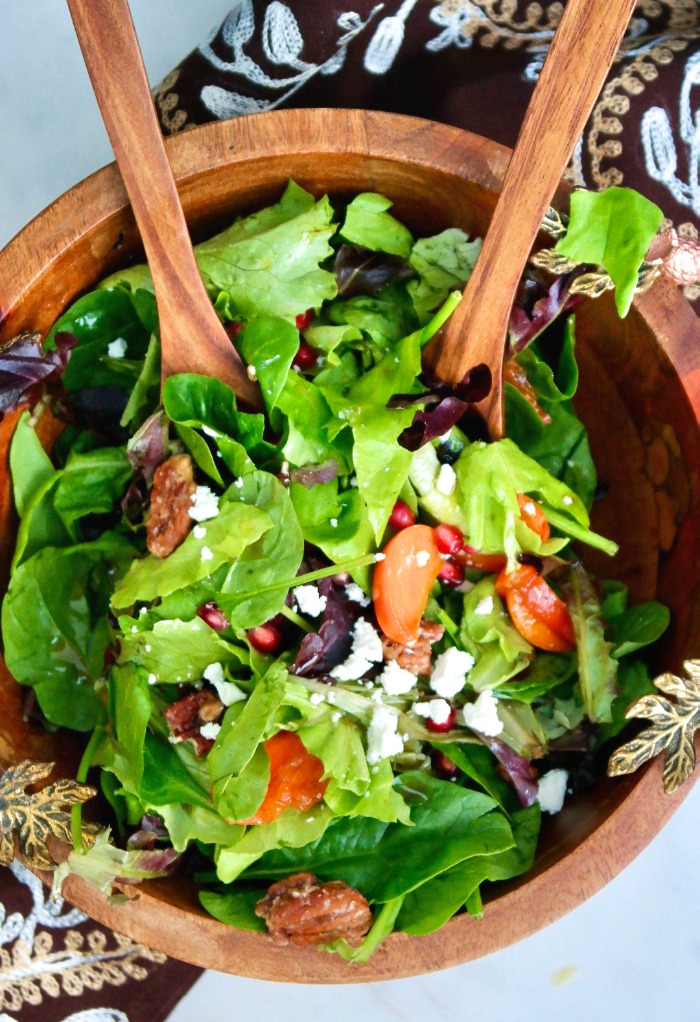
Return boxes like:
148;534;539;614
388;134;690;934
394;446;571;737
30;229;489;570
425;0;638;438
66;0;263;409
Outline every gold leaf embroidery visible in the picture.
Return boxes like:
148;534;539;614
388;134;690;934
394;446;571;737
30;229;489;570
0;761;95;871
607;659;700;794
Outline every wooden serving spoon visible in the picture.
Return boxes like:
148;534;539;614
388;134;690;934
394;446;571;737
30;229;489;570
425;0;638;438
66;0;262;410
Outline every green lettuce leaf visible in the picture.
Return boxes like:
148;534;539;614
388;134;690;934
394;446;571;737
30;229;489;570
555;187;663;316
562;563;618;723
340;193;413;259
408;228;481;319
117;616;248;684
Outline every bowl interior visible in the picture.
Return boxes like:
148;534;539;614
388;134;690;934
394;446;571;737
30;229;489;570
0;109;698;982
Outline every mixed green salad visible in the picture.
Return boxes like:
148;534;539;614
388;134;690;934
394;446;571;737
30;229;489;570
0;181;670;959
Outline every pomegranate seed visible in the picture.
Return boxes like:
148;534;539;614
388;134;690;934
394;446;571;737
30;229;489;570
432;751;459;779
427;707;458;733
439;560;465;587
295;309;315;331
225;321;244;338
293;340;319;371
434;523;464;556
103;644;118;670
197;602;230;632
388;499;416;530
247;623;283;654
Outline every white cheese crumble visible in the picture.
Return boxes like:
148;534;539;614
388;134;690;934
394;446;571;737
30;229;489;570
562;495;573;506
331;618;383;682
203;662;246;706
199;722;221;741
374;552;386;562
409;443;440;495
193;525;207;539
200;546;214;562
473;595;494;616
294;584;327;618
234;477;244;489
246;363;258;381
414;697;452;726
147;672;157;685
415;550;431;567
331;652;373;682
106;337;127;359
331;711;342;723
378;659;416;696
188;486;220;522
436;463;457;496
461;689;503;736
345;582;370;607
430;647;476;699
309;692;325;705
366;706;404;764
352;618;383;662
537;768;569;814
330;518;338;527
522;500;537;516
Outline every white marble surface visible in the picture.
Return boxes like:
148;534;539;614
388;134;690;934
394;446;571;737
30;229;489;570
2;3;699;1020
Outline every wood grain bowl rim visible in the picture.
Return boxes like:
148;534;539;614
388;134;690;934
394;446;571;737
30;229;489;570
0;109;698;983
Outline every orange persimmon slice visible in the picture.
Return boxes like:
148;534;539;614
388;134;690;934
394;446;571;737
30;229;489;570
241;731;328;826
373;524;444;645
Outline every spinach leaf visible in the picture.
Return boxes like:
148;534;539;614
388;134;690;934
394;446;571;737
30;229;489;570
236;316;299;413
607;600;670;659
595;660;657;745
102;664;152;794
199;887;267;932
243;772;504;903
3;536;133;730
139;732;213;811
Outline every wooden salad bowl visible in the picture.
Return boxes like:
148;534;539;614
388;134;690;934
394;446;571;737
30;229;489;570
0;109;698;982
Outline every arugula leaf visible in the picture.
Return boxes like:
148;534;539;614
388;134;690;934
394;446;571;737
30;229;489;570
555;187;663;316
562;563;618;723
340;193;413;259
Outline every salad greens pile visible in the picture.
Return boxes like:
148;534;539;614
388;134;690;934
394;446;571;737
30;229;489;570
0;181;669;959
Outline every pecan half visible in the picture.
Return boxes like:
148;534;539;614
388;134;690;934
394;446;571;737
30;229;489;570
380;619;445;677
146;453;196;558
164;690;224;757
255;871;373;948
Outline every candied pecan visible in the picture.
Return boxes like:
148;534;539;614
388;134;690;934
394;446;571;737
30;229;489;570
146;453;196;558
164;690;224;757
380;619;445;677
255;871;372;948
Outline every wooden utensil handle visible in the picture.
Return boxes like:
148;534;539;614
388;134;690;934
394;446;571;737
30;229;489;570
427;0;637;431
66;0;261;407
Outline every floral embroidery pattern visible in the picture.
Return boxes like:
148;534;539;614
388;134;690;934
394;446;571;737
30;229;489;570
0;861;164;1014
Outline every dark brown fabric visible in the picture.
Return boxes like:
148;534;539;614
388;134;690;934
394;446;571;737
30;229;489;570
155;0;700;308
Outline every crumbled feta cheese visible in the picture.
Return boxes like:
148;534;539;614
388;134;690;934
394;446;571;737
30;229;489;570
349;476;359;488
234;477;244;489
193;525;207;539
562;495;573;506
366;706;404;764
435;463;457;496
331;711;342;723
414;697;452;725
188;486;220;522
203;662;246;705
473;595;494;616
379;660;416;696
139;607;147;616
331;652;373;682
430;647;476;699
537;768;569;814
199;722;221;741
145;645;151;653
374;552;386;562
147;672;157;685
415;550;431;567
522;500;537;516
294;584;327;618
107;337;127;359
326;691;337;705
345;582;370;607
330;518;338;527
309;692;325;705
247;363;258;381
461;689;503;736
131;626;138;633
371;689;384;704
409;443;440;495
200;546;214;562
352;618;383;662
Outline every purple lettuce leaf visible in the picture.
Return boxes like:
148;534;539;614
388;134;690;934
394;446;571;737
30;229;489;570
0;331;75;414
508;277;571;355
290;459;339;490
335;244;413;298
483;736;539;808
126;409;170;486
292;575;362;677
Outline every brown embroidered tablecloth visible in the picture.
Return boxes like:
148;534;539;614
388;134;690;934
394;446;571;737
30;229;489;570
1;3;698;1020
